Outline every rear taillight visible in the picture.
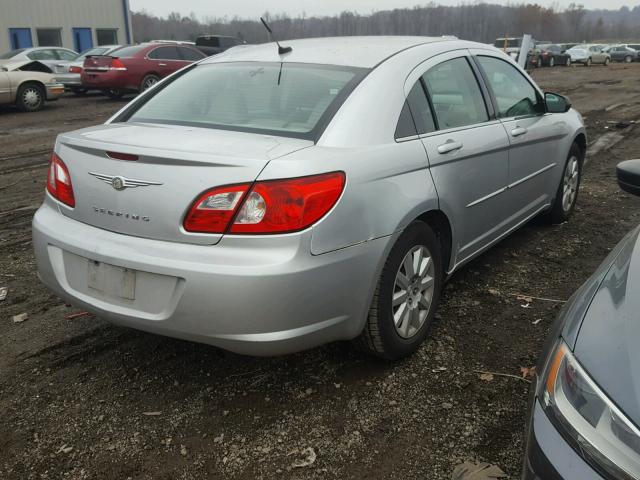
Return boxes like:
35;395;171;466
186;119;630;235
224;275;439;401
69;66;82;74
183;172;345;235
110;58;127;71
46;153;75;207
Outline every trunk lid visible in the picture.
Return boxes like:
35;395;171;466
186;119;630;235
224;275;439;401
83;55;114;72
55;122;313;245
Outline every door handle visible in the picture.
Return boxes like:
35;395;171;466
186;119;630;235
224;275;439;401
158;63;167;66
511;126;528;137
437;140;463;154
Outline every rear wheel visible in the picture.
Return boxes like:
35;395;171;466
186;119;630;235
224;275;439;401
140;74;160;92
16;83;44;112
104;88;125;99
548;143;582;224
625;55;632;63
355;221;443;360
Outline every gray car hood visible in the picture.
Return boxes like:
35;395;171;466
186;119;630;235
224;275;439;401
573;225;640;427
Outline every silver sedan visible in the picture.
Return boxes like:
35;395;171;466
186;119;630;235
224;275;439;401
33;36;586;358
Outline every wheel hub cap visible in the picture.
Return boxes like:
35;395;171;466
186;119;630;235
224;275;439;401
392;245;435;339
24;89;39;106
562;156;579;212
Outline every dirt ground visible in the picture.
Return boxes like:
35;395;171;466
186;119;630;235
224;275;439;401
1;63;640;480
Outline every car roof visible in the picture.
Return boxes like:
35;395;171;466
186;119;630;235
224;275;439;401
202;36;458;68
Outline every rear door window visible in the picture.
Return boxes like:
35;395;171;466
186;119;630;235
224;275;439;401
422;57;488;130
476;56;544;118
148;46;182;60
395;81;436;139
28;49;57;60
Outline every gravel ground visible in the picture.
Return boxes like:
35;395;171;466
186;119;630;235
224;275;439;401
1;63;640;480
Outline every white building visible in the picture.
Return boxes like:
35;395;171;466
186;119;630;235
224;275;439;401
1;0;133;54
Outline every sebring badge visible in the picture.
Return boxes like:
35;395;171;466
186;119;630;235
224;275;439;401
88;172;162;191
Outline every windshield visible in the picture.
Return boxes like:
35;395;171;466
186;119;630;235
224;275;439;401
494;39;521;48
124;62;368;140
0;49;25;59
109;45;147;58
79;46;110;59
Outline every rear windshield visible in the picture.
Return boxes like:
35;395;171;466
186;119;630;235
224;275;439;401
123;62;368;140
80;46;110;59
0;49;25;59
110;45;146;58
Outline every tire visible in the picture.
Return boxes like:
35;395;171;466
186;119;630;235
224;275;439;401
548;143;582;224
535;56;541;68
625;55;632;63
355;221;443;360
140;74;160;92
566;57;571;67
549;57;555;67
16;83;45;112
604;57;610;66
70;87;87;96
104;88;125;99
586;57;592;67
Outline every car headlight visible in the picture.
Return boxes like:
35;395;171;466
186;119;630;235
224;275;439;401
542;341;640;479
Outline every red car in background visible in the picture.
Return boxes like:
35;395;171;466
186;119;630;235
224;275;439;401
81;43;206;99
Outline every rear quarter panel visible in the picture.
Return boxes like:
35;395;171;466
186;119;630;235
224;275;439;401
257;142;438;256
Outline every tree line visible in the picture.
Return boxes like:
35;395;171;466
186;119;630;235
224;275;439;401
132;3;640;45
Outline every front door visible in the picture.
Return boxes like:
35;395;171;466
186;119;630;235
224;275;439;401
405;51;511;266
72;28;93;53
9;28;33;49
473;51;569;222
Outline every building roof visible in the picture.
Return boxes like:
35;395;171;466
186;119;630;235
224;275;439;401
203;36;458;68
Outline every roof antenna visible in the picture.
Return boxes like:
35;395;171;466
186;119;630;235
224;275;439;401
260;17;292;55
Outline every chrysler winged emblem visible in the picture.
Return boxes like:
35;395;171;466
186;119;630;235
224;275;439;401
89;172;163;191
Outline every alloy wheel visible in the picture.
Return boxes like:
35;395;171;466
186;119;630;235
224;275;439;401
562;156;580;212
392;245;435;339
143;77;158;90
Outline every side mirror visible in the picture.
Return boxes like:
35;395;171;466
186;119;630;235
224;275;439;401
617;160;640;197
545;92;571;113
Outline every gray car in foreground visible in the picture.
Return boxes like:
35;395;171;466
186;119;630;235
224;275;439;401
33;36;586;358
523;160;640;479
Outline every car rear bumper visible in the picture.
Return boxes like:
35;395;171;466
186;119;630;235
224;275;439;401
33;199;388;355
81;70;133;90
523;400;605;480
56;73;81;86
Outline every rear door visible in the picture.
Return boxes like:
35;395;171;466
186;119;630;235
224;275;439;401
147;46;187;78
406;50;511;264
473;51;567;222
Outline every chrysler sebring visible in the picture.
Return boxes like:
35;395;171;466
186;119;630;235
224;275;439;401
33;36;586;358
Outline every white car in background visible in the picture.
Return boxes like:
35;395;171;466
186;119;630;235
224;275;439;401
566;45;610;66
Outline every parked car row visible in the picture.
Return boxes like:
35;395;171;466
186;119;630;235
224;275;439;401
495;37;640;68
0;36;245;110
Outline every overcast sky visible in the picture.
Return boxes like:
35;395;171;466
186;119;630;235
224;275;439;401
130;0;634;19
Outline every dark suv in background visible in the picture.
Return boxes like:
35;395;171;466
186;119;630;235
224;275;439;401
195;35;245;56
